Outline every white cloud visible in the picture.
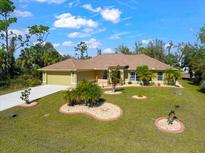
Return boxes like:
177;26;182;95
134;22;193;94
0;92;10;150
53;43;60;48
141;39;153;45
68;0;80;8
14;10;33;17
101;8;121;23
82;4;101;13
67;28;106;38
62;41;75;47
53;13;98;29
103;48;114;54
85;38;101;49
68;32;90;38
82;4;121;23
35;0;66;4
109;32;129;40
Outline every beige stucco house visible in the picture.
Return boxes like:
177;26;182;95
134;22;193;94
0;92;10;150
39;54;172;86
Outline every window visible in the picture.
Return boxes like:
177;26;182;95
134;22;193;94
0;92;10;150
158;72;163;81
136;73;139;81
130;72;135;81
130;72;139;81
102;71;108;79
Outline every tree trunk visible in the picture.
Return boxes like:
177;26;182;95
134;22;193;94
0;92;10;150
5;28;9;53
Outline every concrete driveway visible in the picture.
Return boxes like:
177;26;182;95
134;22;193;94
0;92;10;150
0;85;69;111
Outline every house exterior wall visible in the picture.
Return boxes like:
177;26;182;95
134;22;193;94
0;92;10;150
125;70;165;83
42;69;166;86
95;70;105;79
77;70;96;82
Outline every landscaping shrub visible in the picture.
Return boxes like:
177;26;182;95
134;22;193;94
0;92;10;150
64;80;102;107
136;65;153;86
128;81;132;84
7;75;41;89
27;78;41;87
164;69;181;85
64;89;80;106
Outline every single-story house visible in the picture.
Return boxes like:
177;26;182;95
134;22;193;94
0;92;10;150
39;54;172;86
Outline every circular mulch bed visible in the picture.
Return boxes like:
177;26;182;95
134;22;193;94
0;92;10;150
132;95;147;100
104;90;122;95
18;102;38;107
59;102;123;121
155;117;185;134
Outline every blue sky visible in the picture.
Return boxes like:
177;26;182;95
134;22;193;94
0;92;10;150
12;0;205;56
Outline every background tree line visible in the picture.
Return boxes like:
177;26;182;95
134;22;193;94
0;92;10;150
0;0;68;88
114;29;205;88
0;0;204;91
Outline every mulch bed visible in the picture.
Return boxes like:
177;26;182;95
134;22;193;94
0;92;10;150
132;95;148;100
155;117;185;134
59;102;123;122
17;102;38;108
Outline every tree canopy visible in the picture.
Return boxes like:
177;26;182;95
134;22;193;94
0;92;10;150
115;44;131;54
74;42;88;59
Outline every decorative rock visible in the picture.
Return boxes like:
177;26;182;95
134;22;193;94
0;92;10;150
132;95;147;100
18;101;38;107
10;113;17;118
155;117;185;133
104;90;122;95
59;102;123;121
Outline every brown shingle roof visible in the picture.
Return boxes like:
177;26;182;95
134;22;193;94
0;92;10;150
39;54;172;71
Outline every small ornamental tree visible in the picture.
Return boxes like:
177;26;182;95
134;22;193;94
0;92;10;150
20;88;31;104
109;65;121;92
167;105;180;125
136;65;152;85
164;69;181;85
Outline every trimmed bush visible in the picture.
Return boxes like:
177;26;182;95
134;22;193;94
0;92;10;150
64;80;102;107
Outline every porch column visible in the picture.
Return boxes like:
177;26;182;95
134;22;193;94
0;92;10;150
108;69;111;84
71;72;77;85
120;69;125;84
42;72;47;84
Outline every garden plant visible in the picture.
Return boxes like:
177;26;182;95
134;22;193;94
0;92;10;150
136;65;153;86
20;88;31;104
164;69;181;85
64;80;102;107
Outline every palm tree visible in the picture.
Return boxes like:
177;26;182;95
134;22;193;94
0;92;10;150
136;65;153;86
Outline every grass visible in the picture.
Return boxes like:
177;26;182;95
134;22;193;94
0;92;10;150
0;80;205;152
0;86;26;95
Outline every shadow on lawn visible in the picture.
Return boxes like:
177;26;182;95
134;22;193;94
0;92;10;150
183;79;205;94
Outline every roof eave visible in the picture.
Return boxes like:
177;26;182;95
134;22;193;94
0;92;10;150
38;69;77;72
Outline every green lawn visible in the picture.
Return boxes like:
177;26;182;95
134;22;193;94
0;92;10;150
0;80;205;152
0;86;26;95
